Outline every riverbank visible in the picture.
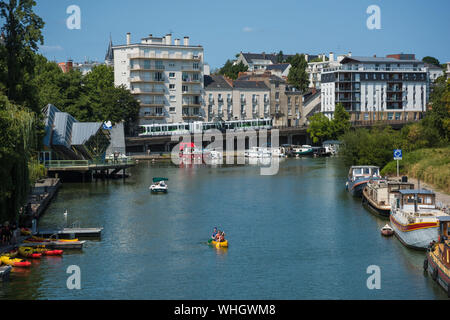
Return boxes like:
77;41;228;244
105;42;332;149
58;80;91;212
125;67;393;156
381;147;450;194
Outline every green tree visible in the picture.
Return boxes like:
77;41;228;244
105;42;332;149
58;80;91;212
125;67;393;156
422;56;440;67
218;60;248;80
0;94;37;222
276;50;284;63
287;54;309;92
307;113;332;144
0;0;44;111
331;103;350;139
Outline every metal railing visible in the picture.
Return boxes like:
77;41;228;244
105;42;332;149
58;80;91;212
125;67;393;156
44;158;135;168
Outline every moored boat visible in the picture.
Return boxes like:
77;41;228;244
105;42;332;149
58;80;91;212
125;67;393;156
362;178;415;218
390;189;449;250
19;247;42;259
0;255;31;268
346;166;380;197
381;224;394;237
425;216;450;297
292;145;313;156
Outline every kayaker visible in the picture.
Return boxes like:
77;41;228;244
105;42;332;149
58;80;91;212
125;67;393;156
219;231;225;243
211;227;218;240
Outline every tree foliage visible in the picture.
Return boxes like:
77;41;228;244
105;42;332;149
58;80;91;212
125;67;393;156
307;103;351;144
217;60;248;80
0;94;37;222
422;56;440;67
0;0;44;111
287;54;309;92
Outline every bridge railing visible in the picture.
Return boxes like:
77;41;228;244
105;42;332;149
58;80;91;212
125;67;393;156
44;158;135;168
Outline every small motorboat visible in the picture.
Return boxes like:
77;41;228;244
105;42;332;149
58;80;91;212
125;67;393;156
380;224;394;237
150;177;168;193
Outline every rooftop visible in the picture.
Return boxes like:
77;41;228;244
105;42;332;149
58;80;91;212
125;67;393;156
398;189;435;195
341;56;423;65
204;75;233;90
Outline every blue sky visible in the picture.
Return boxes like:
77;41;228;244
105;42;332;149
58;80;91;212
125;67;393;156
34;0;450;69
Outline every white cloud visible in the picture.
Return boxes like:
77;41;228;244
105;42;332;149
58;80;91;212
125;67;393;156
242;27;254;33
40;45;64;52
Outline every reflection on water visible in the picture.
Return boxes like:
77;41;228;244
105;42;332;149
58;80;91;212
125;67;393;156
0;158;447;299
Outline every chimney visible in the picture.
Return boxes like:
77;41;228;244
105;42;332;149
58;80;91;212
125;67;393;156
126;32;131;45
329;52;334;62
322;54;326;62
174;38;180;46
348;51;352;57
373;54;377;58
184;36;189;46
166;33;172;45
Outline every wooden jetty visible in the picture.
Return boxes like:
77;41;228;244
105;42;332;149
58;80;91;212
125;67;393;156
22;241;86;250
37;227;103;239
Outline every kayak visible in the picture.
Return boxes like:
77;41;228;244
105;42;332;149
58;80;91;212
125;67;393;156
33;246;63;256
210;240;228;248
0;255;31;268
19;247;42;259
20;227;32;236
24;236;79;243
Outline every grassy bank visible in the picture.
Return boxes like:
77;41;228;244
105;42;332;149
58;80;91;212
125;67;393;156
381;147;450;194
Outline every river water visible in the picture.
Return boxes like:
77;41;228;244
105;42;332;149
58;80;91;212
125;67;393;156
0;157;446;299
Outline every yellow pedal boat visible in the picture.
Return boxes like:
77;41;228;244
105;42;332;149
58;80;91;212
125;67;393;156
211;240;228;248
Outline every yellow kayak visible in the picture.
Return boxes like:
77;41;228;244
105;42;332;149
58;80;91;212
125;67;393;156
0;255;31;267
24;236;79;243
211;240;228;248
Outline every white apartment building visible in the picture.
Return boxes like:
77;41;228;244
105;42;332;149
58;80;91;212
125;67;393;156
113;32;204;125
307;52;351;89
204;75;270;122
321;56;428;122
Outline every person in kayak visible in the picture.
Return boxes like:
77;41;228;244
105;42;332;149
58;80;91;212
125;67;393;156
211;227;218;240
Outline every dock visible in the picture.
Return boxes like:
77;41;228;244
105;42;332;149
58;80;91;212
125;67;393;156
37;227;103;239
21;241;86;250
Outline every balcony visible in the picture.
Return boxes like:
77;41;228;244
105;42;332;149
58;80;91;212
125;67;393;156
183;90;202;95
182;114;203;120
129;53;201;61
140;102;165;107
182;78;201;84
182;101;201;107
142;113;165;119
181;66;202;72
131;88;165;95
129;65;165;71
129;77;165;83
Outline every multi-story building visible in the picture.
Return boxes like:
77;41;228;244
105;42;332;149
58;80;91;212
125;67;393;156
236;52;319;72
204;75;270;122
237;72;303;127
113;32;204;125
320;55;428;122
307;52;352;89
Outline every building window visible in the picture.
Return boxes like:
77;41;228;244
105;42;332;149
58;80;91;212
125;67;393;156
169;72;175;78
193;62;199;70
388;112;393;120
364;113;369;121
169;84;175;90
169;107;175;112
170;95;176;102
395;112;401;120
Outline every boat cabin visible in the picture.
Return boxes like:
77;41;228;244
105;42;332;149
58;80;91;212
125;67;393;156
348;166;380;182
436;216;450;268
365;180;414;207
392;189;437;213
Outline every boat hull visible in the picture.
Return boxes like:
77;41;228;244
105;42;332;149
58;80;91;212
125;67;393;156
390;215;438;250
426;249;450;296
362;190;391;218
347;180;368;197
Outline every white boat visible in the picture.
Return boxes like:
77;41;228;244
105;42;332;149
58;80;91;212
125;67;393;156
271;147;286;158
390;189;449;249
150;177;168;193
245;147;272;158
292;145;313;156
380;224;394;236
